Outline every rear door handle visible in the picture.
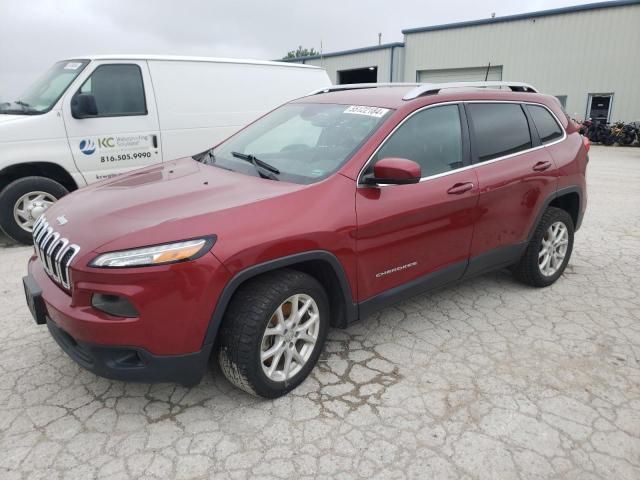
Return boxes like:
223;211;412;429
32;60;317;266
532;160;552;172
447;182;474;195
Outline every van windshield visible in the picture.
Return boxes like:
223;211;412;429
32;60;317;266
0;60;89;115
204;103;391;184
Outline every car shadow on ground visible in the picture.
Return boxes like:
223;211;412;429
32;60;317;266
0;232;20;248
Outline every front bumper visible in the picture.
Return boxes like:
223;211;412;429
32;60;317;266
46;317;211;386
26;249;231;385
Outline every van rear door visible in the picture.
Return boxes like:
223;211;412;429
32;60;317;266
61;60;162;183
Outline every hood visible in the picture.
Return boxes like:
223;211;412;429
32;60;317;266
0;113;29;125
0;111;66;143
44;157;307;253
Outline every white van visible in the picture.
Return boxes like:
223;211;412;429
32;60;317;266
0;55;330;243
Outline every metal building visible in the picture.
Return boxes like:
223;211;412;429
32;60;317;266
289;43;405;84
286;0;640;122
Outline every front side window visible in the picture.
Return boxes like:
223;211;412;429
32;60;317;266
0;60;89;115
208;103;390;184
468;103;532;162
77;64;146;116
527;104;563;143
369;105;463;178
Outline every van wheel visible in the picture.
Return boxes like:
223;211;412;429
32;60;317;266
218;269;329;398
0;177;68;245
512;207;574;287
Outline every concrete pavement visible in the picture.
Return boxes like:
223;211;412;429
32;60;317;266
1;145;639;479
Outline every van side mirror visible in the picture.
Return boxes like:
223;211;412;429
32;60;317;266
363;157;422;186
71;94;98;118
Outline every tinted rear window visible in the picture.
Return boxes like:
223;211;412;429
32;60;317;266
527;104;563;143
468;103;532;162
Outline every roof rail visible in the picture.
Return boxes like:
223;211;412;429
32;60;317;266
307;82;420;96
402;81;538;100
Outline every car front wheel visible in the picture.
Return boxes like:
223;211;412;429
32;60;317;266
218;269;329;398
0;176;68;244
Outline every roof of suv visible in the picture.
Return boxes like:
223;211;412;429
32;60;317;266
296;83;555;110
297;86;418;108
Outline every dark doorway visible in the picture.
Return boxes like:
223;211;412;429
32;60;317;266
338;67;377;84
587;94;613;125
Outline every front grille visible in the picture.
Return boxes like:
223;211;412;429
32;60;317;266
32;216;80;290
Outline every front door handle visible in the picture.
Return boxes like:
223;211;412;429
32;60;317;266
447;182;474;195
532;160;552;172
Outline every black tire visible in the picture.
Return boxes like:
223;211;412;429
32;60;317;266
0;176;68;245
218;269;329;398
512;207;574;288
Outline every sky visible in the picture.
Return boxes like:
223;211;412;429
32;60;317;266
0;0;602;99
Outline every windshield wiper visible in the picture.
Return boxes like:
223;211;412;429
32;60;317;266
0;105;39;115
0;100;39;115
231;151;280;180
203;149;216;165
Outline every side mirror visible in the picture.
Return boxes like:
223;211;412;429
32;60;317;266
71;94;98;119
363;157;422;186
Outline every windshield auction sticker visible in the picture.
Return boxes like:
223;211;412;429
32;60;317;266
344;105;389;118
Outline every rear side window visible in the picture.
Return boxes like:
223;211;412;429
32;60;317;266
371;105;463;177
468;103;532;162
78;64;146;116
527;104;563;143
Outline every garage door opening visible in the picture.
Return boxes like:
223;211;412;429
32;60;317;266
338;67;377;84
587;93;613;125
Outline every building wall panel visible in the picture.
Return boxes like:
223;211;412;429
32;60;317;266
303;48;403;84
403;4;640;120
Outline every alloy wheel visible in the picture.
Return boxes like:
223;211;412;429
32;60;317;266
260;294;320;382
538;221;569;277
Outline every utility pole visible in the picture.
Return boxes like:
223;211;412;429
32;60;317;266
378;33;382;45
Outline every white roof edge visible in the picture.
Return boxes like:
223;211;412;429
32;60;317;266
65;54;323;69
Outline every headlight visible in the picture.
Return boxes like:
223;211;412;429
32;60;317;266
90;237;215;268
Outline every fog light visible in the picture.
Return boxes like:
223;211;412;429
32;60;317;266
92;293;139;318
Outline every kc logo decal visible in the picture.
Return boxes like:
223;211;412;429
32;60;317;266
99;137;115;148
79;139;96;155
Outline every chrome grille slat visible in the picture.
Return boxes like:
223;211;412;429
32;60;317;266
44;232;60;275
35;221;48;240
52;238;69;281
36;226;54;267
39;227;54;259
33;217;46;239
62;246;81;287
32;217;80;290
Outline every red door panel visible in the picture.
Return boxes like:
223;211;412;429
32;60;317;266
470;148;559;257
355;169;479;301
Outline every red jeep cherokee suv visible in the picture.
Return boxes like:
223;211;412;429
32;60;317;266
23;82;588;398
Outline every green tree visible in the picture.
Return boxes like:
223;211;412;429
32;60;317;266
283;46;319;59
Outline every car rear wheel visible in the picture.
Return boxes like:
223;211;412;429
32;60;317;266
218;269;329;398
0;176;68;245
512;207;574;287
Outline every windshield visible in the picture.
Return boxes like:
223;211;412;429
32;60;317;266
0;60;89;115
206;103;391;184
